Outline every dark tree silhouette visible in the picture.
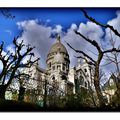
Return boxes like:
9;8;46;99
0;37;39;100
66;9;120;107
1;9;15;19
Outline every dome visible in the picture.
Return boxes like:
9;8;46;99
54;52;64;63
48;36;68;55
46;35;70;64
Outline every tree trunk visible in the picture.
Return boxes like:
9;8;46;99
43;78;47;108
0;85;7;100
18;86;25;101
94;63;105;107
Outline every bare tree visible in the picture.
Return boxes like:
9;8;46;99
103;31;120;100
0;37;39;100
66;9;120;107
1;9;15;19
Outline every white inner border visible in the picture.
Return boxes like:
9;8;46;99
0;0;120;7
1;113;120;120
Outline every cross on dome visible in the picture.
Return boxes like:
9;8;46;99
56;34;61;43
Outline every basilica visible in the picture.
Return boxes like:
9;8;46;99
5;35;95;103
22;35;94;99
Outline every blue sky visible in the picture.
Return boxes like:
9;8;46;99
0;8;120;74
0;8;119;46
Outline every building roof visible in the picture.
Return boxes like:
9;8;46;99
48;36;68;55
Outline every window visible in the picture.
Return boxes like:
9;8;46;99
61;75;67;80
85;82;87;87
49;88;55;96
75;76;84;94
49;62;51;68
84;68;87;72
80;72;82;75
52;66;55;70
79;76;84;85
57;65;61;70
67;64;69;68
52;76;55;80
63;66;65;71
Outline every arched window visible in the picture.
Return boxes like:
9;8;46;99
49;88;55;96
84;68;87;72
57;65;61;70
79;76;84;85
85;82;87;87
52;76;55;80
75;76;84;93
52;66;55;70
49;62;51;68
62;66;65;71
61;75;67;80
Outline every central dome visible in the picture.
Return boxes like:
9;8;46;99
54;51;64;63
46;35;70;64
49;38;68;55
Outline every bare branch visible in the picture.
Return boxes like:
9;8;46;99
103;48;120;54
75;31;102;53
101;61;113;67
1;9;15;19
66;41;96;63
81;9;120;38
74;55;95;66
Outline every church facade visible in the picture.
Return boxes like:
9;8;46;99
22;36;95;101
5;36;95;103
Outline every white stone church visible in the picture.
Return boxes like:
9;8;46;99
5;36;95;103
23;35;94;97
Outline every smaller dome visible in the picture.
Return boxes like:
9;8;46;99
54;52;64;63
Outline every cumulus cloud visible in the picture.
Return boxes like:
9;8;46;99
61;21;104;67
70;23;77;31
1;11;119;85
6;44;15;55
16;19;105;68
52;25;63;34
105;10;120;49
103;11;120;74
17;19;55;68
77;22;104;59
15;18;120;76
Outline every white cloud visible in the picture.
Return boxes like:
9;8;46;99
103;11;120;74
17;19;39;30
0;51;7;70
3;12;119;83
16;19;105;68
78;21;104;46
17;19;54;68
1;50;7;56
105;10;120;49
6;44;15;55
79;22;103;57
52;25;63;34
0;61;3;71
70;23;77;31
62;21;104;67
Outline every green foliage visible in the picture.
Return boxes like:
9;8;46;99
105;84;117;91
54;87;98;108
110;90;120;107
12;91;18;100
